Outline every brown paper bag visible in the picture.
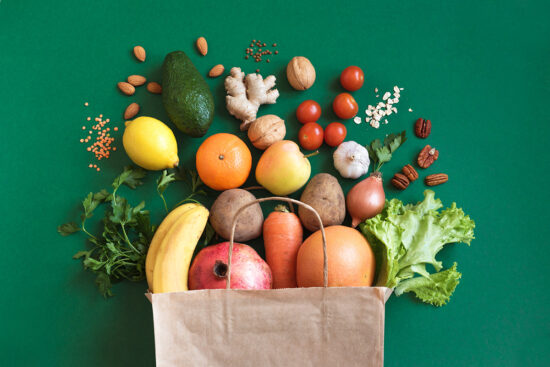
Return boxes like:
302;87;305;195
147;197;390;367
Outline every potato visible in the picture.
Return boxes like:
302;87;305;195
298;173;345;232
209;189;263;242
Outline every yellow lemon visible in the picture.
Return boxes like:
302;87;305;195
123;116;179;170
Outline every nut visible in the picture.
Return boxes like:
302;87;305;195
414;118;432;138
196;37;208;56
124;103;140;120
425;173;448;186
247;115;286;150
147;82;162;94
417;145;439;168
208;64;224;78
127;75;147;86
133;45;146;62
117;82;135;96
402;164;419;181
286;56;316;90
391;173;409;190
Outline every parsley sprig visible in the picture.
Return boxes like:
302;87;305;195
58;166;207;297
366;130;407;172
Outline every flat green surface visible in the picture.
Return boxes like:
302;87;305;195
1;0;549;365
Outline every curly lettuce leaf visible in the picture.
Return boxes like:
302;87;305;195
395;263;462;306
360;190;475;306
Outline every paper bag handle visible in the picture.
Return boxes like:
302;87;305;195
227;196;328;289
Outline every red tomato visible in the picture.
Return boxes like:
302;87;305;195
324;122;347;147
298;122;324;150
333;93;358;119
340;66;364;91
296;100;322;124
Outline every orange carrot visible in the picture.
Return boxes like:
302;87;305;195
263;205;303;289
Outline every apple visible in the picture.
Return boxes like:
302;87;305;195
188;242;272;290
255;140;313;195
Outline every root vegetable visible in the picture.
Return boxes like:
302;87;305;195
225;67;279;131
333;141;370;179
299;173;345;232
209;189;264;242
346;172;386;227
263;205;303;288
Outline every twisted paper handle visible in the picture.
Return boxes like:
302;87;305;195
226;197;328;289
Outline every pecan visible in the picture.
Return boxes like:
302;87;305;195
391;173;409;190
425;173;448;186
402;164;418;181
414;118;432;138
417;145;439;168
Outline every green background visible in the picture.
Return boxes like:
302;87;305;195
1;0;548;365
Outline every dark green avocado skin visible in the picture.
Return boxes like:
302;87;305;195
162;51;214;137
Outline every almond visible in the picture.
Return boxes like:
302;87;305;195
208;64;224;78
196;37;208;56
127;75;147;87
133;45;146;62
117;82;135;96
124;103;140;120
147;82;162;94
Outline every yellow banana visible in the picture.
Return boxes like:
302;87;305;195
153;205;209;293
145;203;200;291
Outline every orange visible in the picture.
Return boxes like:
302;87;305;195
296;225;375;287
196;133;252;191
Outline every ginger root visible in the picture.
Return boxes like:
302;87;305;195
225;67;279;131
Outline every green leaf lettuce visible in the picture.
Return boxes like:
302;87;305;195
359;190;475;306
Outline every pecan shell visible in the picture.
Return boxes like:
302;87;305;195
417;145;439;168
414;118;432;138
425;173;448;186
402;164;419;181
391;173;409;190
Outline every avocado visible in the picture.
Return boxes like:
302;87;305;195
162;51;214;137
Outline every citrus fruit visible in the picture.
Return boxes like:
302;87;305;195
296;225;375;287
196;133;252;190
122;116;179;170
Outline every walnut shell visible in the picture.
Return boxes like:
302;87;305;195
286;56;316;90
247;115;286;150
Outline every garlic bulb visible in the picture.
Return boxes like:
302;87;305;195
333;141;370;179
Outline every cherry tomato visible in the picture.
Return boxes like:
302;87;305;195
324;122;347;147
298;122;324;150
296;100;322;124
333;93;358;119
340;66;364;91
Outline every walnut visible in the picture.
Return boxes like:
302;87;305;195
247;115;286;150
286;56;316;90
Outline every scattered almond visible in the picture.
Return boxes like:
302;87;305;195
124;103;140;120
147;82;162;94
196;37;208;56
127;75;147;87
133;46;146;62
208;64;224;78
117;82;135;96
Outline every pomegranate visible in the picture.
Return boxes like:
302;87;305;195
188;242;272;290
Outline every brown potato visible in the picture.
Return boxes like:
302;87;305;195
298;173;345;232
209;189;263;242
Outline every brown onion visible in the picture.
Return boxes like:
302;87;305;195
346;172;386;227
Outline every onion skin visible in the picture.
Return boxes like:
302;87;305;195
346;172;386;227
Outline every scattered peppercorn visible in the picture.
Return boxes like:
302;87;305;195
243;39;279;64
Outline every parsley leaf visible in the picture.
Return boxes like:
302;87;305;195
58;222;80;236
367;130;407;172
59;165;209;298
